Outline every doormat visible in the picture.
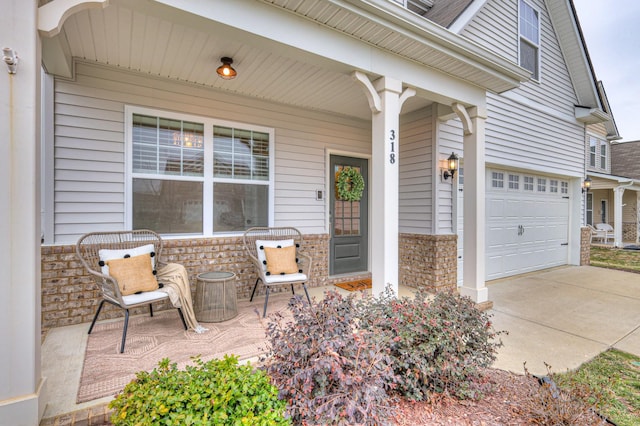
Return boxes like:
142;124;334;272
334;278;372;292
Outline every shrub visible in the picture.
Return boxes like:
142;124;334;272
109;355;290;426
356;288;504;401
262;292;397;425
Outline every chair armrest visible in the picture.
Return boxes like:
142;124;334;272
84;268;125;305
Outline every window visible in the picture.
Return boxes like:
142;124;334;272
560;181;568;194
391;0;433;16
549;179;558;193
492;171;504;188
524;176;534;191
537;178;546;192
128;107;273;235
508;174;520;190
589;135;607;171
519;0;540;80
586;193;593;225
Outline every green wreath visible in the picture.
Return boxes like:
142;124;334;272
336;167;365;202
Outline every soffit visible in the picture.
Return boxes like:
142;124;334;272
41;0;528;120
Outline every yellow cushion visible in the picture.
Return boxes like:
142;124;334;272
106;253;159;296
264;245;298;275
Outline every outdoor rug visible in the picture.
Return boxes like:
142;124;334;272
334;278;372;292
77;294;292;403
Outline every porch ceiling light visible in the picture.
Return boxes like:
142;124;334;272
443;152;459;181
582;176;592;193
216;57;237;80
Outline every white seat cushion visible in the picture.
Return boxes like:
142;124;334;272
121;290;168;306
264;273;307;284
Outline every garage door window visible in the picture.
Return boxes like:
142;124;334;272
561;182;568;194
508;174;519;190
524;176;534;191
492;172;504;188
549;180;558;193
537;178;546;192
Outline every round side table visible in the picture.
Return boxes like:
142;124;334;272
194;271;237;322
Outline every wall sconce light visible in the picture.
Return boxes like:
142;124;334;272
2;47;18;74
442;152;459;181
216;57;237;80
582;176;592;193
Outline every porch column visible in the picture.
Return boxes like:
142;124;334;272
457;106;489;303
613;186;625;247
0;0;45;424
352;72;415;296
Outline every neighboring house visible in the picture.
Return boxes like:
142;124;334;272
583;84;640;246
0;0;617;422
608;140;640;243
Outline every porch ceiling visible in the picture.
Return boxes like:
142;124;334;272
40;0;528;120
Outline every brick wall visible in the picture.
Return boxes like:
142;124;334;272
41;234;332;332
399;233;457;292
580;226;591;266
41;232;456;332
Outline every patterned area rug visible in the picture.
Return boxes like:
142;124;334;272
334;278;372;292
77;295;292;403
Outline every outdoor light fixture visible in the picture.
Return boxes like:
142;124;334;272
582;176;592;193
442;152;459;181
216;57;237;80
2;47;18;74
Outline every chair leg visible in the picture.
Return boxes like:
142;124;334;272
149;303;154;317
302;284;311;305
250;278;261;302
262;287;270;318
177;308;188;330
88;300;106;335
291;284;295;295
120;309;130;353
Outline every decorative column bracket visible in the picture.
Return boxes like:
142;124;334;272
451;102;474;135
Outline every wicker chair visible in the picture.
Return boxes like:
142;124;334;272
243;227;312;317
76;230;187;353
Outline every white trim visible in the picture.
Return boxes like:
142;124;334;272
42;70;55;244
124;105;275;235
448;0;489;33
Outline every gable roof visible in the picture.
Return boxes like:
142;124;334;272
423;0;475;28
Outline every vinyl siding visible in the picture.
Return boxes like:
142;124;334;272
437;118;464;233
399;107;433;234
51;61;370;243
463;0;578;113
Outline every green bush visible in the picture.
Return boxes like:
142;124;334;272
356;288;504;401
109;355;290;426
262;292;397;425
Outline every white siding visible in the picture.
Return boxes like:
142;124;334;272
463;0;578;114
52;61;370;243
437;118;464;233
399;107;433;234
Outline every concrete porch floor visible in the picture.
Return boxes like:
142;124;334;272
40;266;640;424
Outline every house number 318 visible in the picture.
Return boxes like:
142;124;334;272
389;129;396;164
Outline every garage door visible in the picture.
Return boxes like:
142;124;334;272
485;170;570;280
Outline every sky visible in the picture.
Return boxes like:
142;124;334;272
572;0;640;142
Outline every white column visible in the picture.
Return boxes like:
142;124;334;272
458;107;489;303
613;187;625;247
0;1;45;424
370;77;403;296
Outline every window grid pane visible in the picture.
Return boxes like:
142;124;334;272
214;126;269;181
537;178;546;192
492;172;504;188
524;176;534;191
508;174;520;190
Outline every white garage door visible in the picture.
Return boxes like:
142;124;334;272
485;170;570;280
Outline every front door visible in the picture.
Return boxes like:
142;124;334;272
330;155;368;275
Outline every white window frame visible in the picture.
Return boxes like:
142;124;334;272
124;105;275;236
518;0;541;81
588;134;608;171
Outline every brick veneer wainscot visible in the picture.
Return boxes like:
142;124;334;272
41;232;457;332
580;226;591;266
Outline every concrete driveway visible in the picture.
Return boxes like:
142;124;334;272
489;266;640;375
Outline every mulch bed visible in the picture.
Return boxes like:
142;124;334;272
392;369;608;425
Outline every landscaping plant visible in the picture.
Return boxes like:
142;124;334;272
109;355;290;426
356;288;504;401
262;292;397;425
